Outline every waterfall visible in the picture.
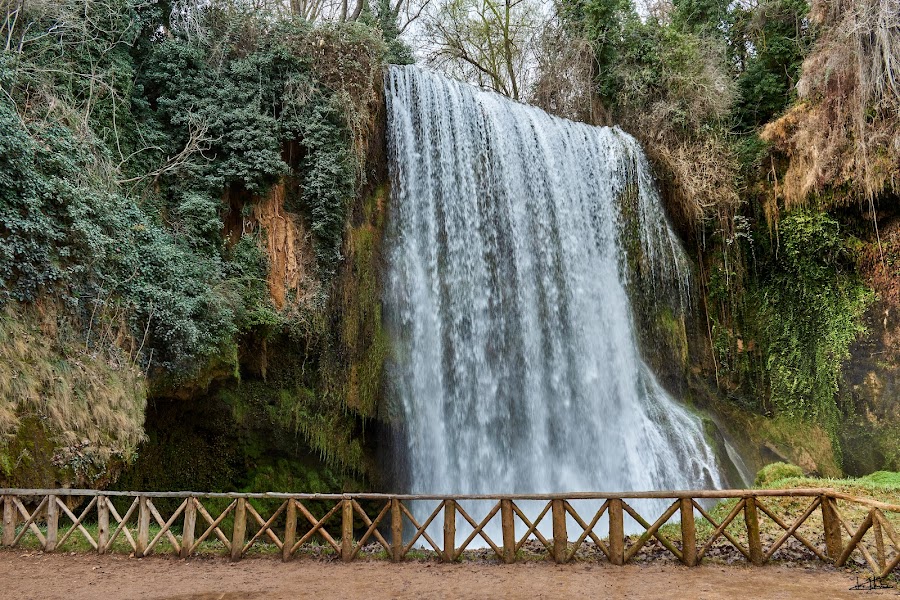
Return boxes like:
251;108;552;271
383;65;725;527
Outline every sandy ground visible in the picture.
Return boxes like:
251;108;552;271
0;551;896;600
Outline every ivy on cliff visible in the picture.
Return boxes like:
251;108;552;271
749;211;872;427
1;0;384;380
135;20;370;276
1;0;389;486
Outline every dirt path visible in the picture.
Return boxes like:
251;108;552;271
0;551;895;600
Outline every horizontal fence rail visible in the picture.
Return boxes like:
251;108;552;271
0;489;898;578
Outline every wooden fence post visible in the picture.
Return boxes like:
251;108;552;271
744;497;763;565
872;510;886;573
283;499;297;562
341;497;354;562
443;500;456;562
680;497;697;566
97;496;109;555
44;495;59;552
2;496;15;547
181;498;196;559
821;495;843;561
136;496;150;558
552;499;567;564
231;498;247;561
501;499;516;564
391;499;403;562
608;499;625;566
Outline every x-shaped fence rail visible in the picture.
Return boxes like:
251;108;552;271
0;488;898;577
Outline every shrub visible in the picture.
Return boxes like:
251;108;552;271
755;461;805;486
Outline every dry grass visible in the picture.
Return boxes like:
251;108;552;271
0;303;146;477
763;0;900;208
610;21;741;233
642;129;741;233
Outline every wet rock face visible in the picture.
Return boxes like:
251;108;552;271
840;298;900;475
840;214;900;475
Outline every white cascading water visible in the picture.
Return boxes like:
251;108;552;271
383;65;724;533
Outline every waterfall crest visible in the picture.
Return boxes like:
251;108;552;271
383;65;724;498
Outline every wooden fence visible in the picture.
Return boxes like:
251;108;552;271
0;488;898;577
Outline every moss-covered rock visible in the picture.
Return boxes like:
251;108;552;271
115;389;362;495
684;373;842;478
837;208;900;475
754;461;805;487
321;183;390;421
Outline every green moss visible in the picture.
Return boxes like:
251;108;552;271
148;340;240;400
719;210;874;450
754;461;804;487
701;384;842;477
0;417;60;486
117;385;364;498
321;183;390;421
241;457;345;493
657;306;689;368
840;416;900;476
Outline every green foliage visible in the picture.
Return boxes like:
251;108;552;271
369;0;415;64
0;104;61;302
734;133;771;180
750;211;872;426
4;0;144;145
754;461;804;486
1;3;385;380
672;0;730;36
138;37;288;193
1;1;389;491
557;0;735;130
0;93;236;376
731;0;812;131
558;0;635;106
297;100;357;272
225;234;283;333
134;18;375;276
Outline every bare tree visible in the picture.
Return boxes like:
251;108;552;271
166;0;429;30
531;16;601;122
420;0;544;100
